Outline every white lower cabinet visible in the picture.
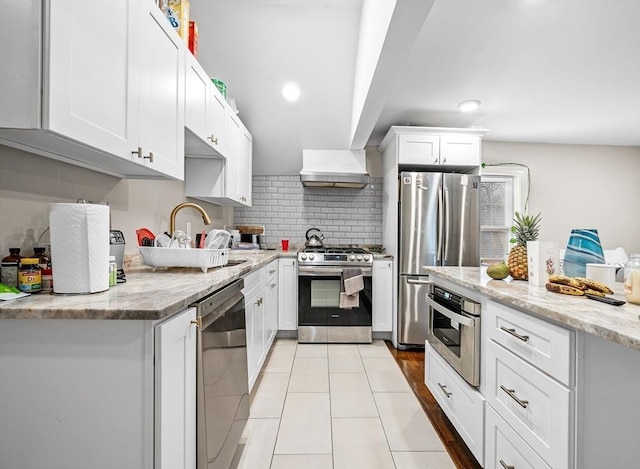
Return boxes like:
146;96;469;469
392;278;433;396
265;260;279;346
278;258;298;331
0;311;197;469
485;405;551;469
243;261;279;392
155;307;197;469
425;341;485;464
372;259;393;332
485;340;572;469
484;300;573;469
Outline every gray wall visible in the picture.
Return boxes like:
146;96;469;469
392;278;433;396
235;176;383;247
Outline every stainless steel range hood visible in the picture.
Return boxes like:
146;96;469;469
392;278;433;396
300;150;370;189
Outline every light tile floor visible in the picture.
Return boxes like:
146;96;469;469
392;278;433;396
235;339;456;469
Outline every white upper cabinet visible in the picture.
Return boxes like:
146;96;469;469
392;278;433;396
0;0;185;180
184;53;227;158
184;111;253;207
380;126;488;169
136;2;185;180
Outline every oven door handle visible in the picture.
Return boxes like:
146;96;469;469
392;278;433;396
426;294;475;328
298;266;372;277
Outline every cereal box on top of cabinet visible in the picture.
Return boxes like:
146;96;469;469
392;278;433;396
164;0;190;43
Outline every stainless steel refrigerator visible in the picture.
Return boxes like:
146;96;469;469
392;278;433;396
398;171;480;348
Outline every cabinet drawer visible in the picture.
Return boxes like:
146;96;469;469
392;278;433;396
486;301;573;386
425;342;485;464
486;340;572;469
264;260;278;284
485;405;551;469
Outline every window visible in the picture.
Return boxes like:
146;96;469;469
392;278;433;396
480;166;528;264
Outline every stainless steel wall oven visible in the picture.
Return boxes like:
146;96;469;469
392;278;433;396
298;247;373;343
426;284;481;386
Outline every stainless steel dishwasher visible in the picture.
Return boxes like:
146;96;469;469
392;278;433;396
190;279;249;469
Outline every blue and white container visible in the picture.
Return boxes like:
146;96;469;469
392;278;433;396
562;229;605;277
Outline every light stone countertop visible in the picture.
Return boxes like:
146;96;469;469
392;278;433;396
424;266;640;351
0;250;295;321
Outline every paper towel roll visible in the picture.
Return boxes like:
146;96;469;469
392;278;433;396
49;203;110;294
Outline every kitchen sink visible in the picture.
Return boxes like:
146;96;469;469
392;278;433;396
225;259;248;267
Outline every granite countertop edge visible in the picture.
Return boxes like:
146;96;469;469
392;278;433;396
0;251;284;322
424;266;640;351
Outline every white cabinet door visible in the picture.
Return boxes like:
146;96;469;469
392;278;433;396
225;112;242;203
209;89;228;156
372;259;393;332
439;134;480;166
246;288;266;392
184;53;227;157
278;258;298;331
239;123;253;206
265;260;279;348
398;134;440;165
155;307;197;469
136;2;185;180
46;0;138;160
184;53;211;148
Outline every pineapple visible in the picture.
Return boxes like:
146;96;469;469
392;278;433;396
507;211;542;280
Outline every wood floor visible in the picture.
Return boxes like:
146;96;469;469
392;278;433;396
386;342;482;469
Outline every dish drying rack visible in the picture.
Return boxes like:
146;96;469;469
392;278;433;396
139;247;230;272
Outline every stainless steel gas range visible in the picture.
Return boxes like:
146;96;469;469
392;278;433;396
297;246;373;343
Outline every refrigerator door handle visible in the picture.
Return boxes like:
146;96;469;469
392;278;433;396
444;186;450;262
407;278;433;285
437;186;444;262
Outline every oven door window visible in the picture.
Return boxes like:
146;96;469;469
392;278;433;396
311;279;341;307
432;309;461;358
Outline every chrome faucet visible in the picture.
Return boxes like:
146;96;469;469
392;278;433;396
169;202;212;235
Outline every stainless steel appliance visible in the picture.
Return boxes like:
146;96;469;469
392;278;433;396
190;279;249;469
109;230;126;283
398;171;480;348
298;246;373;343
426;284;481;386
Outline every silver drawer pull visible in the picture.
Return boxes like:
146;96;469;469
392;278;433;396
500;460;515;469
500;385;529;408
500;326;530;342
437;382;452;398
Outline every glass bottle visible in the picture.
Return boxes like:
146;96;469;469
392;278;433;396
18;258;42;293
1;248;22;288
623;254;640;305
34;247;50;270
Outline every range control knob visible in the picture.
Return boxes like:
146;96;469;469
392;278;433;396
356;255;363;261
308;254;315;261
349;255;356;261
363;255;371;262
300;254;307;261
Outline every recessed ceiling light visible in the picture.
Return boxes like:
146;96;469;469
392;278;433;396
458;100;481;112
282;81;301;102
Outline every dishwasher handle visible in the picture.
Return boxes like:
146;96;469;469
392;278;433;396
200;291;244;331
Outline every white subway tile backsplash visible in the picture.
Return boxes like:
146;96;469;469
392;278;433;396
235;176;383;246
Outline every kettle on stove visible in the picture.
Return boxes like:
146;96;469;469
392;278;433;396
305;228;325;247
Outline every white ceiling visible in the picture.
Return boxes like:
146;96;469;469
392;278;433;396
191;0;640;175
